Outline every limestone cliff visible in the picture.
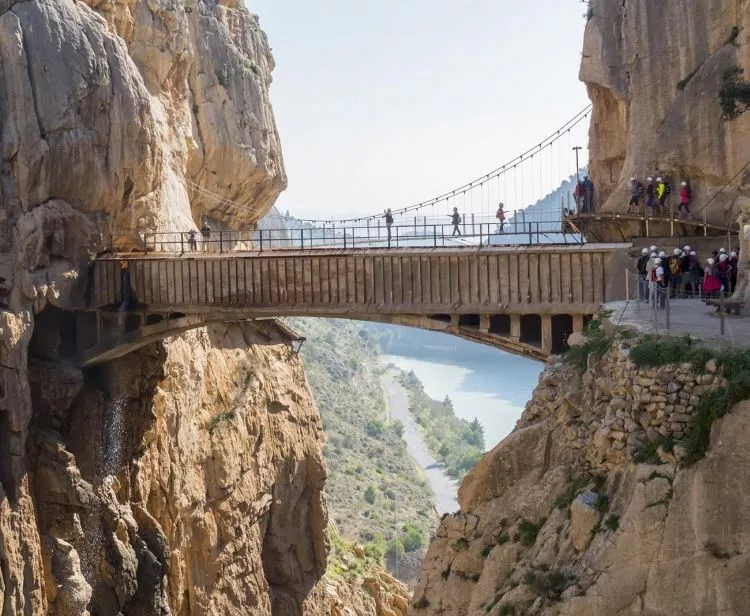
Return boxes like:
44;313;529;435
581;0;750;227
0;1;342;614
409;334;750;615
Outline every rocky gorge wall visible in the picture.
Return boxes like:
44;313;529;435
581;0;750;232
409;334;750;615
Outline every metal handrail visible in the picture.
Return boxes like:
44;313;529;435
104;219;583;254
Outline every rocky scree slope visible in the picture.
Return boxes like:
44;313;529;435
581;0;750;235
409;334;750;616
0;0;381;614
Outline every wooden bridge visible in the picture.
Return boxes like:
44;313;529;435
77;243;631;365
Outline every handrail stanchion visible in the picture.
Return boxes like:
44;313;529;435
666;283;671;330
433;225;437;247
720;293;726;336
300;228;304;250
259;230;264;252
414;216;417;236
471;212;475;236
480;223;483;246
367;219;370;245
219;231;223;253
528;223;532;245
343;228;347;249
180;233;184;255
423;216;427;237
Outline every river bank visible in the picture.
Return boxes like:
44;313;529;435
381;371;459;514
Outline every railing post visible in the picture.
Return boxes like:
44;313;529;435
414;216;417;236
259;229;264;252
143;233;148;254
343;228;347;249
528;223;532;245
666;283;671;330
720;293;726;335
423;216;427;237
300;228;304;249
219;231;224;253
626;270;630;301
670;200;674;237
471;212;475;236
433;225;437;247
395;225;399;247
479;223;483;246
367;219;370;244
180;233;185;255
703;211;708;237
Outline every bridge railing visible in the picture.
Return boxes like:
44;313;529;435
107;218;582;254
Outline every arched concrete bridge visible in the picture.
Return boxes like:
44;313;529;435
79;243;631;365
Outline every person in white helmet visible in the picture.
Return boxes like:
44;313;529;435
629;177;644;213
654;257;668;308
730;251;739;293
656;177;667;215
717;253;731;295
681;247;698;297
678;180;692;218
637;247;650;301
704;257;721;298
645;178;656;215
668;248;683;297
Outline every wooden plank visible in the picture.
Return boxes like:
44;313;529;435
356;257;366;304
529;254;540;304
449;256;459;305
458;256;470;307
364;256;374;304
392;256;403;306
311;257;321;305
383;257;393;306
304;257;314;304
374;257;384;305
438;256;450;306
331;258;340;304
338;257;348;305
347;257;356;304
253;259;263;306
550;253;561;304
408;257;418;306
508;254;519;304
562;253;573;304
420;257;431;305
580;253;593;304
478;255;489;305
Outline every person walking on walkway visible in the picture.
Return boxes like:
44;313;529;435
703;258;721;298
201;220;211;251
573;180;584;213
668;248;683;298
187;229;198;252
654;258;668;309
637;247;650;302
717;254;732;296
645;177;656;215
384;208;394;246
678;181;692;218
628;177;643;213
496;203;506;232
450;207;462;236
582;176;595;214
656;177;668;215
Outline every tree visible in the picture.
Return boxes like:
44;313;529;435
364;485;376;505
386;538;405;560
402;525;425;552
719;66;750;120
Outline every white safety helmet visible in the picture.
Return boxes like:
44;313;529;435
681;181;687;186
731;251;737;257
656;177;663;182
647;177;654;182
641;247;649;255
654;258;662;265
691;251;697;256
649;245;658;252
630;177;636;182
720;247;726;253
659;251;667;258
707;258;715;265
673;248;681;256
720;254;728;262
683;245;691;252
650;253;657;259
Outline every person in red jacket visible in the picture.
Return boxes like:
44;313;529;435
678;181;692;218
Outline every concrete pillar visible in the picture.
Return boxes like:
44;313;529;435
572;314;585;333
541;314;553;353
510;314;521;340
479;314;490;333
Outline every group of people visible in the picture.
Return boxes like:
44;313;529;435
382;207;465;246
636;245;739;308
628;176;692;217
186;221;212;251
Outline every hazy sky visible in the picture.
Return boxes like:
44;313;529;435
251;1;591;220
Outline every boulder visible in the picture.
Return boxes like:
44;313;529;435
570;491;601;552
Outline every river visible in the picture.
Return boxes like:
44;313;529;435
382;353;542;449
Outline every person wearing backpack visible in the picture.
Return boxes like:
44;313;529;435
654;258;668;309
628;177;644;214
668;248;683;297
449;207;462;236
384;208;394;246
656;177;668;215
678;181;692;218
645;177;656;215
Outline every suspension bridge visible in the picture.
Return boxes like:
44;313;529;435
78;107;740;365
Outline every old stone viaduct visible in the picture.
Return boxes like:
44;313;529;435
78;243;631;366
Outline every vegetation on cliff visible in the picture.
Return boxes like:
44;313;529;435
290;318;436;556
396;370;485;478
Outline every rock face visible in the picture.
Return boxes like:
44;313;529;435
0;1;349;614
581;1;750;230
409;342;750;616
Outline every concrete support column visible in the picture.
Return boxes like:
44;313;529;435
541;314;553;353
510;314;521;341
572;314;585;333
479;314;490;333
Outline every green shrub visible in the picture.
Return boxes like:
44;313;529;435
604;514;620;532
412;596;429;610
363;486;376;504
499;605;516;616
629;335;713;369
719;65;750;120
563;318;611;372
495;531;510;545
553;475;589;509
515;518;545;547
594;493;609;512
402;525;424;552
480;544;493;558
208;411;235;433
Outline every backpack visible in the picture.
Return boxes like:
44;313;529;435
669;258;681;276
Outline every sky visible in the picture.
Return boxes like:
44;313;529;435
250;1;592;221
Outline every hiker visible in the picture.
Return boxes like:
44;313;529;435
703;258;722;298
654;257;668;309
201;220;211;251
120;261;133;309
668;248;683;297
187;229;198;251
573;181;585;213
449;207;462;236
582;176;595;214
717;254;732;296
678;181;692;218
681;246;696;298
636;247;650;302
645;177;656;215
628;177;644;213
496;203;506;232
656;177;668;214
730;251;739;293
384;208;394;246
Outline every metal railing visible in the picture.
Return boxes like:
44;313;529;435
106;217;583;254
